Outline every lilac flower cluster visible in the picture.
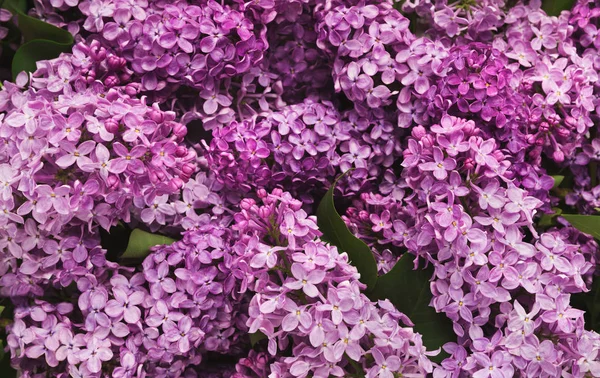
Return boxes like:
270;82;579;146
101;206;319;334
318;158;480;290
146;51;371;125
344;117;600;377
6;214;251;377
230;188;434;377
30;0;334;129
0;0;599;377
0;44;209;299
204;97;402;197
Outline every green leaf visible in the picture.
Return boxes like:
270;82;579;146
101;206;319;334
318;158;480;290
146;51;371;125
100;223;133;262
572;278;600;332
368;254;455;363
587;279;600;331
561;214;600;240
0;339;17;378
1;0;26;14
542;0;576;16
551;175;564;189
317;173;378;290
12;39;72;80
121;229;176;260
7;0;72;43
249;331;266;346
538;207;562;228
5;0;74;79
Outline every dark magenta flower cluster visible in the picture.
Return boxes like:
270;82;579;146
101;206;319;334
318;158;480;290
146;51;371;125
0;0;599;377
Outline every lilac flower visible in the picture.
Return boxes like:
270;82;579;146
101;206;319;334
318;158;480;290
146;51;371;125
78;337;113;373
368;348;401;378
250;243;284;269
419;147;456;180
531;23;557;50
521;339;558;376
471;351;514;378
140;195;177;225
285;263;325;298
164;316;201;353
281;301;312;332
507;301;540;334
104;288;145;323
576;339;600;376
540;294;583;333
473;180;505;210
145;261;177;298
55;141;96;169
35;185;71;215
545;80;572;105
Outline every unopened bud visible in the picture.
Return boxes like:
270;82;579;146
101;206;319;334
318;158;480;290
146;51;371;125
104;119;119;134
553;150;565;162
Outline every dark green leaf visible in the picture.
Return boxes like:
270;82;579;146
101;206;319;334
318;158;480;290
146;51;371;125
571;277;600;332
0;340;17;378
587;279;600;331
7;0;72;43
561;214;600;240
551;175;564;189
1;0;26;14
12;39;72;79
6;0;74;79
538;207;562;228
368;254;454;363
317;173;378;290
100;223;133;262
542;0;576;16
249;331;266;346
121;229;176;260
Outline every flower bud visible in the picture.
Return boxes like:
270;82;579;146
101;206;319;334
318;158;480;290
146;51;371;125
107;56;123;71
125;83;141;96
182;163;195;175
150;110;164;124
86;70;96;84
105;75;119;88
240;198;255;210
462;120;476;135
421;135;434;149
257;188;267;198
411;125;427;139
176;146;189;157
553;150;565;162
107;175;120;189
149;171;159;183
463;157;475;170
172;123;187;138
104;119;119;134
258;207;271;219
119;73;132;82
170;177;184;190
556;127;570;138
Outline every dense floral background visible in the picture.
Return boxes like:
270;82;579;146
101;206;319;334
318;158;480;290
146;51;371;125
0;0;599;377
